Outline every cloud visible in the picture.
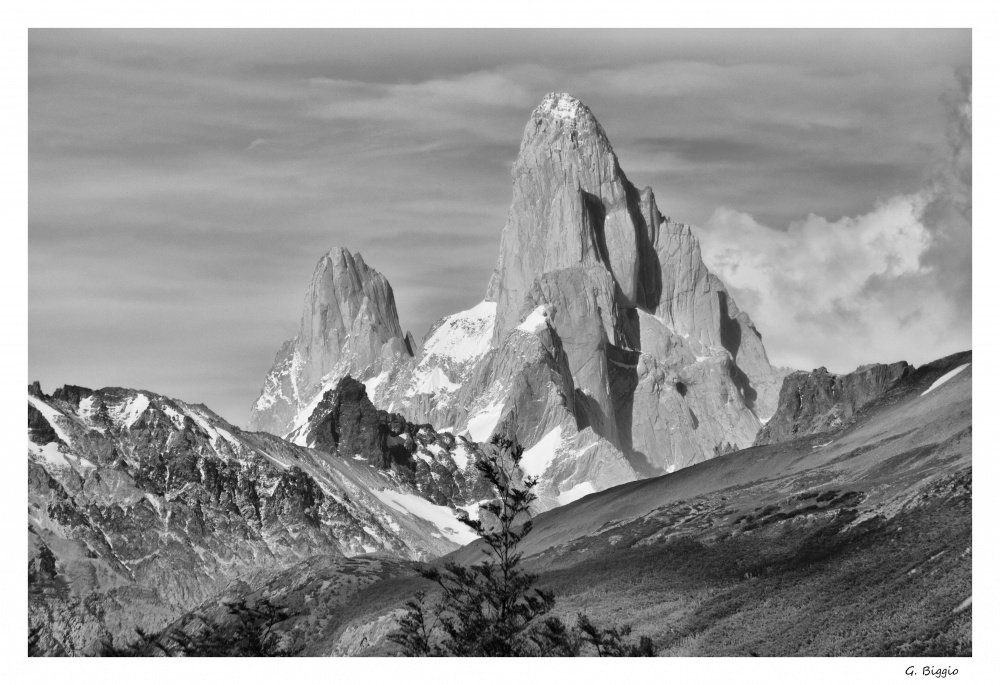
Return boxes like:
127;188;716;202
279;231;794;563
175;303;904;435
305;70;536;144
696;71;972;373
27;29;971;424
942;65;972;220
698;196;965;372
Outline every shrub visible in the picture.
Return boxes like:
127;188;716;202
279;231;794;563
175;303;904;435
388;434;655;657
99;597;300;657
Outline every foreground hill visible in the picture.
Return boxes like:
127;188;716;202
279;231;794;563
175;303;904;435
236;351;970;656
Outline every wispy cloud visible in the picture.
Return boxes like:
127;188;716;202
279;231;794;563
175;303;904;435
28;29;971;424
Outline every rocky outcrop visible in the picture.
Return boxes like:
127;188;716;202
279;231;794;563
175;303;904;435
754;362;913;446
478;93;783;474
299;376;494;508
517;266;623;445
27;381;476;655
249;248;414;436
652;222;782;417
485;93;653;345
307;377;387;464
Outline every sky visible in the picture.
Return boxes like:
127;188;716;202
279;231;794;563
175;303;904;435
28;28;972;426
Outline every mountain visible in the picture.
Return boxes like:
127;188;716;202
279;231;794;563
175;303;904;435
250;93;787;507
27;381;486;655
29;91;972;659
250;248;416;437
754;360;915;445
273;351;970;656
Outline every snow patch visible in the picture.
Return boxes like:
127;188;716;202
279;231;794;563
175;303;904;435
161;404;188;431
921;364;970;397
262;452;290;469
451;443;471;471
27;395;75;444
77;396;107;432
420;301;496;364
253;391;277;411
181;406;254;460
415;367;459;395
466;403;504;443
145;493;166;517
29;442;71;469
287;425;309;447
520;427;563;478
459;500;488;521
363;371;389;397
557;481;595;506
372;489;478;545
28;441;95;472
290;385;331;438
543;93;582;121
185;408;223;440
111;394;150;428
517;305;548;334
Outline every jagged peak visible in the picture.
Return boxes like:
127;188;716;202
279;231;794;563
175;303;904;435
521;92;611;153
535;92;588;122
318;245;368;272
307;247;399;308
325;245;352;259
660;218;694;237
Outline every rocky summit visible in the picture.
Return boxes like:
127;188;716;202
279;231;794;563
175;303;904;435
250;247;415;437
250;93;787;506
754;350;972;447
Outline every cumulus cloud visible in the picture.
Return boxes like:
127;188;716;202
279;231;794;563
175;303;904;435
697;70;972;373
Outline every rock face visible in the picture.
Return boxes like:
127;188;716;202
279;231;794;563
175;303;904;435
297;375;495;508
485;93;653;341
368;300;499;434
250;93;786;505
27;382;478;655
754;362;913;446
476;93;783;476
250;247;414;436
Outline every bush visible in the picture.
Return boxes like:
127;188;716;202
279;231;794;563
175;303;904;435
99;597;300;657
388;434;655;657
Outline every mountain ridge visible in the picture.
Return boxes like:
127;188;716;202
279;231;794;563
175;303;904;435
28;91;971;658
27;378;491;655
250;92;788;505
170;349;972;657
